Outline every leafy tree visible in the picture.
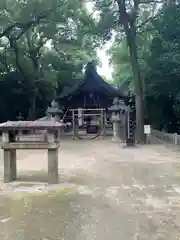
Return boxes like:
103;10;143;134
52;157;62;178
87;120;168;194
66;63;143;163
146;4;180;132
0;0;99;121
109;2;180;132
93;0;160;143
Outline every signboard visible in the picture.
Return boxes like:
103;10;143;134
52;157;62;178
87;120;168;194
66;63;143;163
144;125;151;134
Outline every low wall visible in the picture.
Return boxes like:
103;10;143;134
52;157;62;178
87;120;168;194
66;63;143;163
151;129;180;145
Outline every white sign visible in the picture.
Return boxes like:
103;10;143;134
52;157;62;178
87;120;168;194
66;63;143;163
144;125;151;134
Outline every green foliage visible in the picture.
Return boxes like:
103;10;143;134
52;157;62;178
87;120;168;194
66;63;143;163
147;5;180;97
109;2;180;132
0;0;100;121
145;4;180;131
2;0;180;135
110;39;131;84
109;29;153;93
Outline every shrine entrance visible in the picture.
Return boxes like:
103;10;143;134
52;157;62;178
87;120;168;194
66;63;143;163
64;108;106;140
55;62;125;140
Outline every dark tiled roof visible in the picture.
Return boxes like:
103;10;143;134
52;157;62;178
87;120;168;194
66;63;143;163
57;63;125;100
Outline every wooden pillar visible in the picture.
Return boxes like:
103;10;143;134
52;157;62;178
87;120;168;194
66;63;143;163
100;109;104;139
10;150;17;180
4;149;11;183
2;131;16;183
4;149;16;183
103;109;106;137
47;132;59;184
48;148;59;184
72;110;75;140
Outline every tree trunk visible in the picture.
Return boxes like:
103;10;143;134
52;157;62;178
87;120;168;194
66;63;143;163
126;29;145;143
27;53;39;120
135;94;144;143
116;0;145;143
27;94;36;120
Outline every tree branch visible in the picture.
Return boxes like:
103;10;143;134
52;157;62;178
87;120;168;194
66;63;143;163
139;0;164;4
8;37;28;81
136;14;158;30
0;0;67;40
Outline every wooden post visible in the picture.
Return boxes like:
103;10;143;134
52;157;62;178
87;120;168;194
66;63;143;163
47;132;59;184
48;148;59;184
3;150;16;183
72;109;75;140
103;109;106;137
100;109;104;139
2;131;10;183
3;130;17;182
10;150;17;180
4;149;11;183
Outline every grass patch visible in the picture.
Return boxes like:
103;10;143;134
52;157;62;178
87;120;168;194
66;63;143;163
7;187;74;201
48;188;73;197
30;170;46;177
15;183;37;188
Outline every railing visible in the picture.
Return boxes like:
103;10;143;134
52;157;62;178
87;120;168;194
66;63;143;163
151;129;180;145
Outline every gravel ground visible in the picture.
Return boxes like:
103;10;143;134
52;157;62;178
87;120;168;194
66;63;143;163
0;139;180;239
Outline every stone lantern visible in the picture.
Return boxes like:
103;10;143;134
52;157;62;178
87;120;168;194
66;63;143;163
108;98;127;142
46;100;63;121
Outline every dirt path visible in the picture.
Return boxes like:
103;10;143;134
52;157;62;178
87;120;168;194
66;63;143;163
0;139;180;239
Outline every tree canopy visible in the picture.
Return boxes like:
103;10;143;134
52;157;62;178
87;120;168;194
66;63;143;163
0;0;179;137
0;0;101;121
108;2;180;133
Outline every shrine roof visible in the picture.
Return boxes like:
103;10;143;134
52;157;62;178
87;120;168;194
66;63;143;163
57;62;126;100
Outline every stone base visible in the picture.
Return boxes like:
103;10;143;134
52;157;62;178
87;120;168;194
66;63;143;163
126;138;135;146
111;136;122;142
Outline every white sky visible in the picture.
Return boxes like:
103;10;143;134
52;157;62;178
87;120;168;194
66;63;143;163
97;42;113;80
